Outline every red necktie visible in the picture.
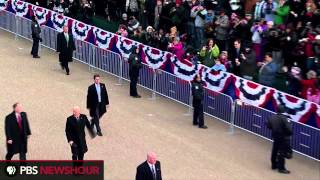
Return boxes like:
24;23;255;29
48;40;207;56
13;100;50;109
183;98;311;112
17;114;22;130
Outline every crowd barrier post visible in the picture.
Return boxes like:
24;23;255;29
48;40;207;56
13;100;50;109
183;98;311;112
150;69;157;100
116;58;123;85
88;43;94;72
184;82;193;116
14;15;18;40
228;99;237;135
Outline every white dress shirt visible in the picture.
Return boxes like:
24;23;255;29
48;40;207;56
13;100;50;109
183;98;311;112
95;83;102;103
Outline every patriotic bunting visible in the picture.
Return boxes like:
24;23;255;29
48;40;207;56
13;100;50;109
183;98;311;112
0;0;9;10
2;0;320;129
71;20;91;41
32;6;50;25
93;27;115;50
11;0;28;17
51;12;68;32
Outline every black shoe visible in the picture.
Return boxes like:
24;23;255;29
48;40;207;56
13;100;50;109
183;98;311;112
66;72;70;75
278;169;290;174
271;166;277;170
33;56;40;58
193;123;198;126
133;95;141;98
199;125;208;129
97;131;103;136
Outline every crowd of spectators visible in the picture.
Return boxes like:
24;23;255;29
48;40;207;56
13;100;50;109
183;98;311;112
26;0;320;104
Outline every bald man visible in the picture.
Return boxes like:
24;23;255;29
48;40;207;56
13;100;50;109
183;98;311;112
65;106;92;162
136;152;162;180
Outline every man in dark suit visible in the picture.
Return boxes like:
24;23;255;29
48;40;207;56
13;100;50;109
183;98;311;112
267;105;293;174
136;152;162;180
65;106;92;163
192;74;208;129
5;103;31;160
128;46;142;98
228;39;245;76
56;25;76;75
87;74;109;136
31;15;42;58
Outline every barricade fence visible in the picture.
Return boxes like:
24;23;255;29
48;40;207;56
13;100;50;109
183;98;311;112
0;10;319;161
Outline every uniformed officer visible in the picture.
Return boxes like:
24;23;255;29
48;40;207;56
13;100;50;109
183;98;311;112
128;46;142;98
31;15;42;58
267;105;293;174
192;74;208;129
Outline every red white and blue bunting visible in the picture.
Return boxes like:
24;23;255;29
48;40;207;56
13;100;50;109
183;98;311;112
171;56;199;82
2;0;320;129
32;6;50;25
201;67;233;92
93;27;115;50
116;36;140;59
11;0;28;17
71;20;91;41
51;12;68;32
0;0;9;10
235;78;275;107
142;46;167;69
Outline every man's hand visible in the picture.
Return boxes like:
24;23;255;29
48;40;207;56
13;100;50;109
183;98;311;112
69;141;74;146
7;140;13;144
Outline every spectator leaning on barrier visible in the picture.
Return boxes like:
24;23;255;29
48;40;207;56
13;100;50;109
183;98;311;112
259;52;279;87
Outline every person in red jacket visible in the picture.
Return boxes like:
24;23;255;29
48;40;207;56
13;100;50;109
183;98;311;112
300;70;318;99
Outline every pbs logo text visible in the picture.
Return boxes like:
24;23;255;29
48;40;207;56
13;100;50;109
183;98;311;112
5;165;38;176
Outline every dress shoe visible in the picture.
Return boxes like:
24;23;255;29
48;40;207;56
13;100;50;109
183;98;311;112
199;125;208;129
66;72;70;75
193;123;198;126
97;131;103;136
33;56;40;58
133;95;141;98
278;169;290;174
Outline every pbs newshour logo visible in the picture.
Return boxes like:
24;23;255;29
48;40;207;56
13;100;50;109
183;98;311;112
5;165;17;177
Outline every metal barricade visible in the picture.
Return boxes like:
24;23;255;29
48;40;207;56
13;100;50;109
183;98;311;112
203;89;234;123
233;103;320;160
155;70;191;105
1;9;319;161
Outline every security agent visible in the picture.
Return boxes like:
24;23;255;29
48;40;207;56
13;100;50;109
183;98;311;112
31;15;42;58
267;105;293;174
192;74;208;129
128;46;142;98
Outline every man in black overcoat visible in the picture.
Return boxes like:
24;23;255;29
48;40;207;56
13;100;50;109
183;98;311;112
5;103;31;160
65;106;92;163
31;15;41;58
86;74;109;136
128;46;142;98
57;25;76;75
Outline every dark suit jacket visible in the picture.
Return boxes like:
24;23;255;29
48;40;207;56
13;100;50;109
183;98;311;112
56;32;76;63
136;161;162;180
65;114;91;154
31;21;41;40
86;83;109;117
5;112;31;154
228;47;245;75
